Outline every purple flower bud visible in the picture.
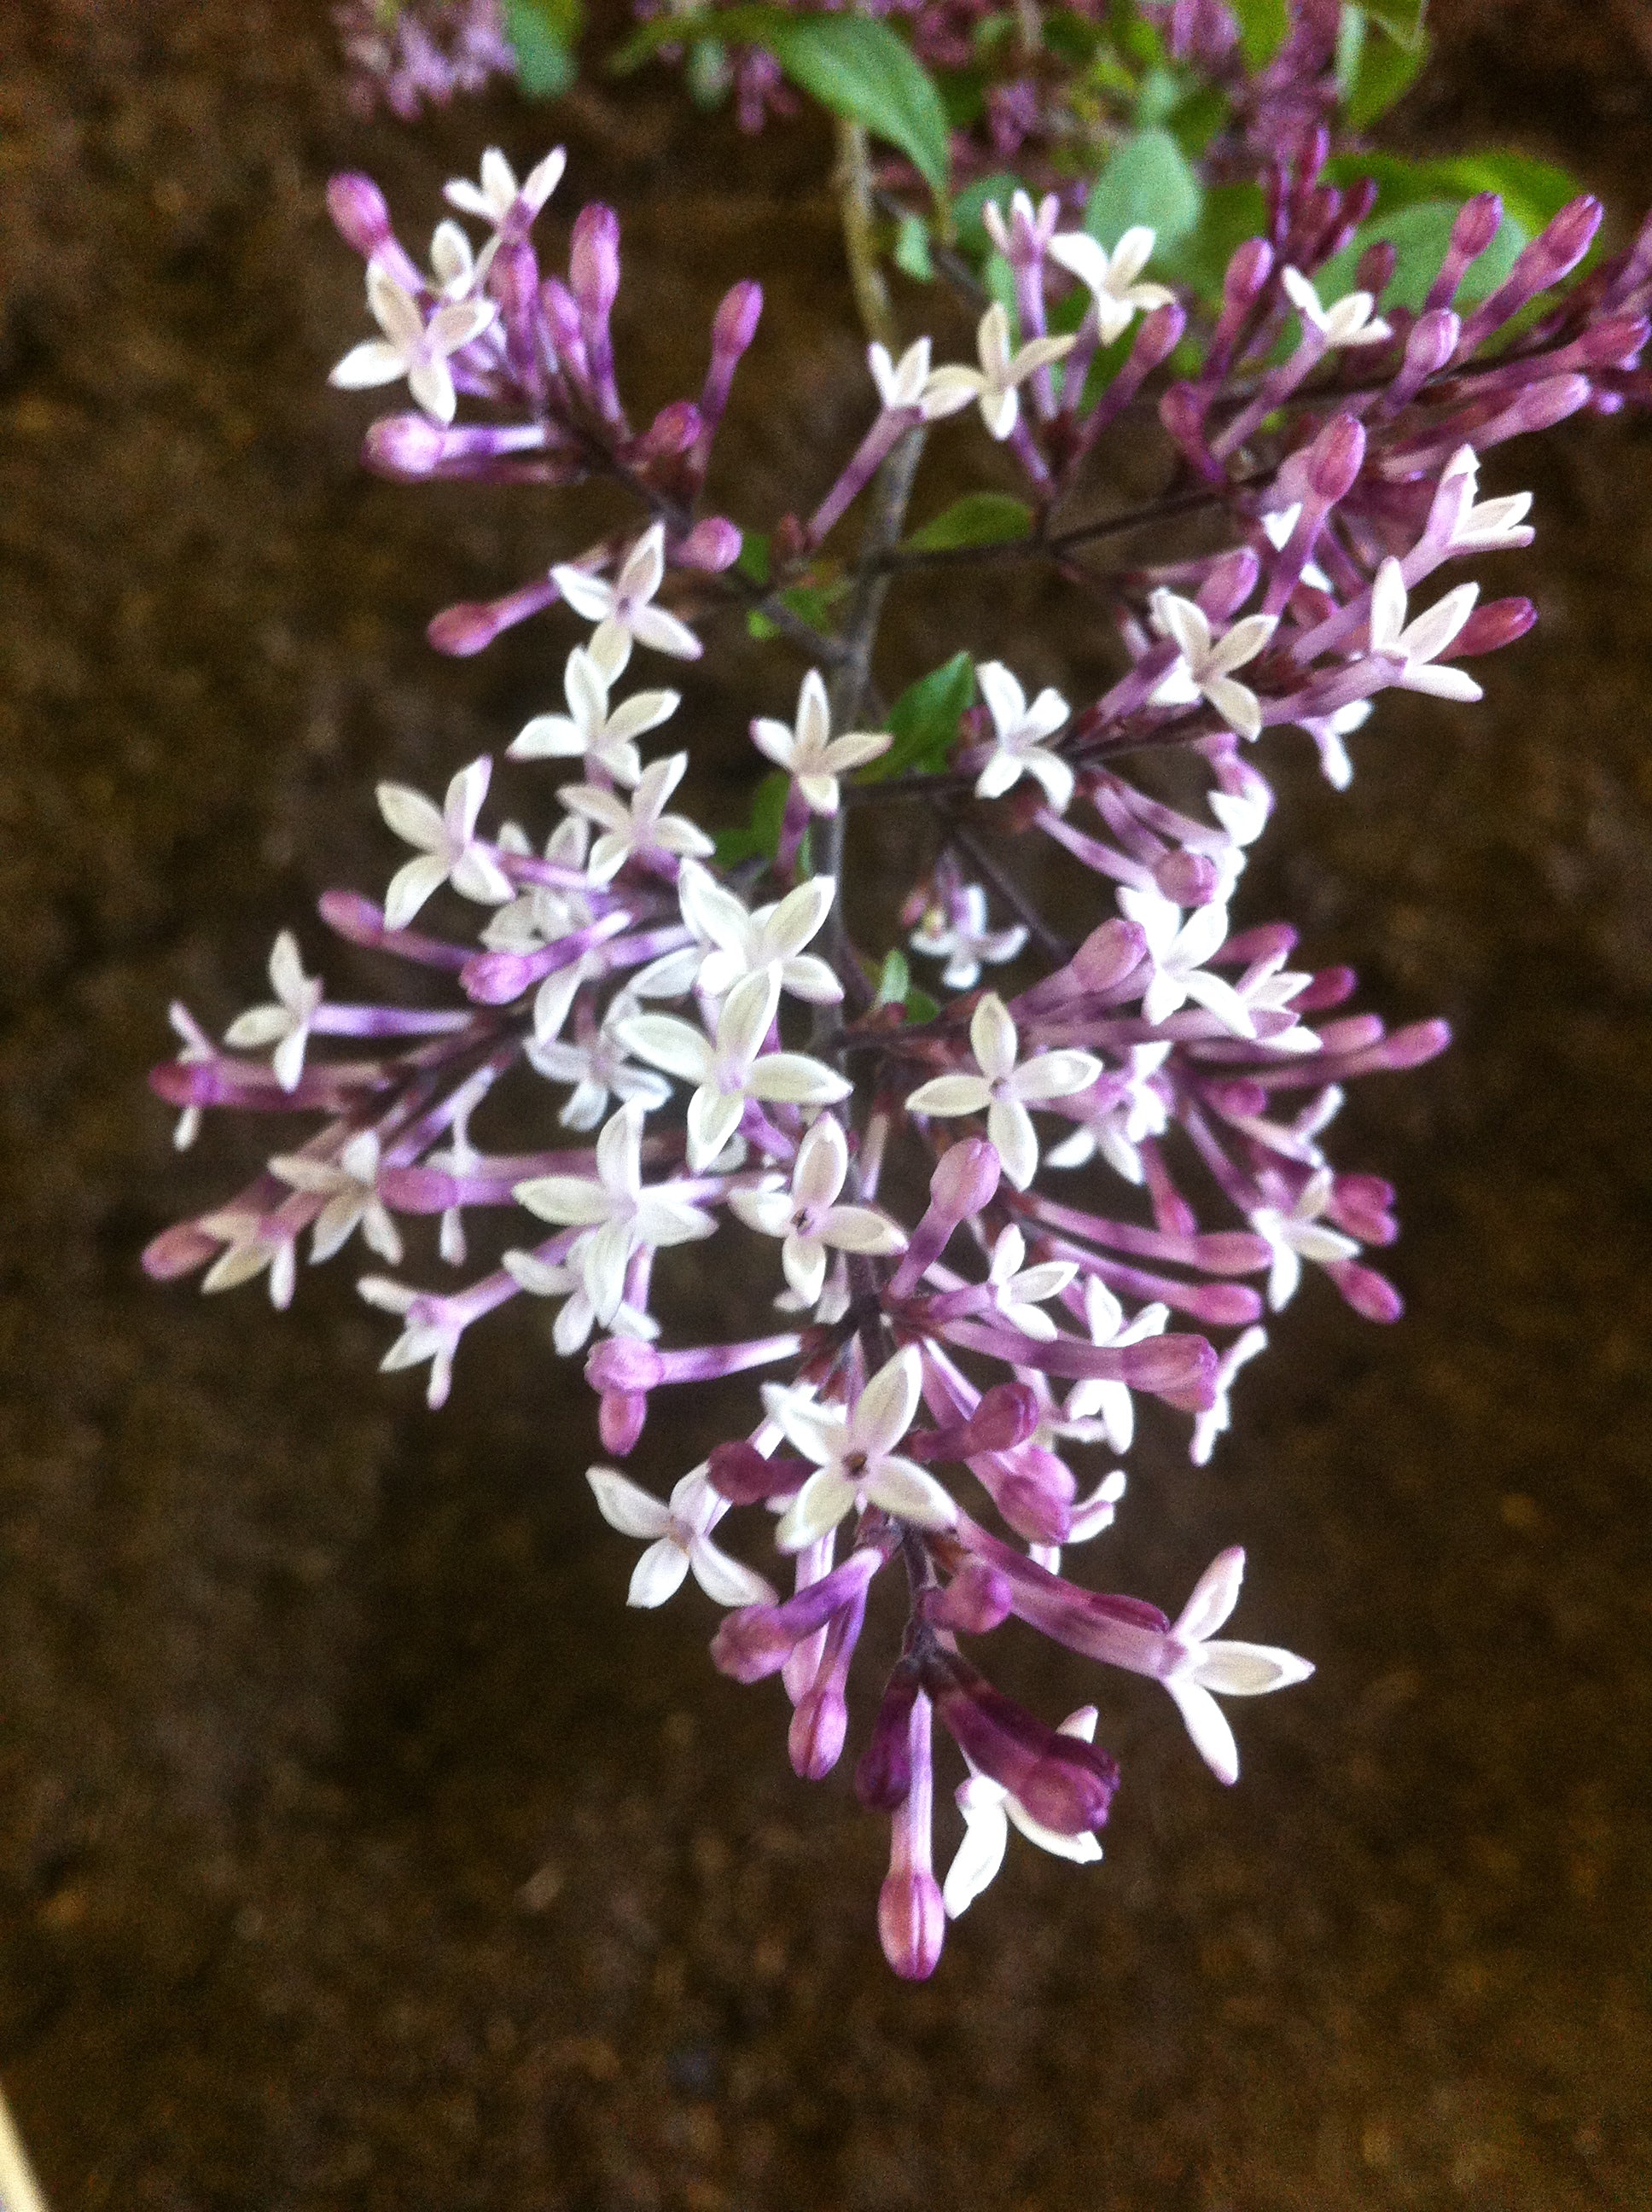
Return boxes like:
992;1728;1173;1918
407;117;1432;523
877;1691;944;1981
929;1662;1119;1837
428;573;561;656
585;1339;665;1395
364;413;447;479
1326;1258;1404;1323
1307;412;1365;502
1355;240;1396;298
1073;917;1149;991
676;516;743;573
1449;597;1538;657
632;401;701;462
1198;546;1261;621
707;1440;809;1503
854;1665;921;1810
328;171;394;259
1293;964;1358;1011
931;1137;1001;1224
539;276;584;359
712;279;765;365
924;1559;1014;1635
599;1390;648;1457
1155;849;1219;905
1223;237;1274;316
143;1220;222;1280
569;203;622;316
790;1674;848;1780
878;1860;945;1983
1454;192;1506;263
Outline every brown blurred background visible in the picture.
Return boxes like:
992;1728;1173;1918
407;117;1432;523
3;3;1650;2206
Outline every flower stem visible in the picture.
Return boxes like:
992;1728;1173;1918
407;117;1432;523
833;116;897;353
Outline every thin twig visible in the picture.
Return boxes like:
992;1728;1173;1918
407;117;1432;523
947;820;1075;963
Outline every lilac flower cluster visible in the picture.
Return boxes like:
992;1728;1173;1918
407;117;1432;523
147;125;1652;1975
334;0;517;123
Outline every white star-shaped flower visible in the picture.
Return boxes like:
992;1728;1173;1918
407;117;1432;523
1149;590;1278;742
376;756;515;928
559;753;715;883
443;145;566;227
552;524;702;666
502;1246;657;1356
973;661;1074;813
1047;224;1175;345
771;1347;957;1552
729;1114;906;1307
358;1277;462;1408
922;304;1076;440
509;647;680;788
166;1002;213;1149
429;218;492;300
270;1131;403;1266
1044;1042;1172;1182
905;993;1101;1190
942;1705;1104;1918
586;1465;778;1610
329;265;496;427
982;189;1060;265
223;931;323;1093
1061;1280;1170;1450
1116;887;1255;1037
1250;1168;1360;1309
618;967;852;1172
1161;1547;1315;1785
979;1225;1078;1341
868;336;934;413
1440;446;1534;554
527;994;673;1131
676;859;842;1006
1367;557;1483;701
1190;1324;1267;1466
1281;265;1393;349
750;668;890;816
199;1213;296;1309
514;1101;717;1326
910;882;1027;991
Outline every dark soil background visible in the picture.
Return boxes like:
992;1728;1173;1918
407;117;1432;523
3;3;1650;2206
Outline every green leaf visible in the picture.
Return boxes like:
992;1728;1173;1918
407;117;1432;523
904;492;1033;554
905;986;940;1025
1334;8;1426;128
894;212;935;282
1359;0;1428;49
746;579;841;640
505;0;583;96
1316;197;1526;317
1085;126;1202;254
614;8;951;190
735;530;771;588
861;652;976;782
1324;149;1585;241
1155;179;1267;301
1230;0;1289;73
713;771;791;866
875;949;911;1007
951;172;1025;257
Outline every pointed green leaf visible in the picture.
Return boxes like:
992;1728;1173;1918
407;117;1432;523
860;652;975;782
505;0;583;96
904;492;1033;555
1360;0;1428;49
1230;0;1289;73
714;771;791;866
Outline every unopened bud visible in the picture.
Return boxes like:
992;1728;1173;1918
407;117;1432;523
599;1390;648;1456
585;1339;663;1394
930;1137;1000;1224
1308;411;1366;502
327;172;393;259
676;515;743;573
364;413;447;480
570;204;621;316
